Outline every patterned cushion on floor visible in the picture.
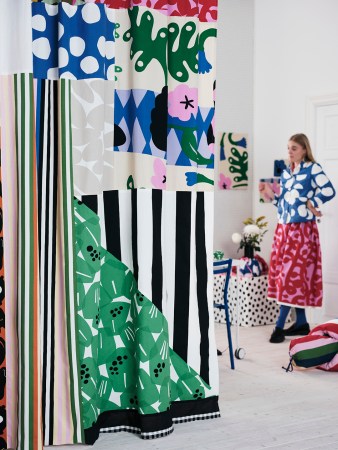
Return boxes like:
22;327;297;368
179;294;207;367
289;319;338;371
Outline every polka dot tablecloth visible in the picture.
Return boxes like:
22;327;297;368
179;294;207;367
213;274;292;327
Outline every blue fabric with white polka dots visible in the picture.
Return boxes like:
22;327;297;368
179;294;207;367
32;2;115;80
274;161;336;224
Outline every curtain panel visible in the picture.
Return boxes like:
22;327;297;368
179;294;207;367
0;0;218;448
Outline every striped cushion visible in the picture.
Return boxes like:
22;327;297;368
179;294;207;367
289;320;338;371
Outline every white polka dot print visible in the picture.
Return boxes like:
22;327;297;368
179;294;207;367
32;37;51;60
97;36;106;58
82;3;101;24
62;2;77;18
32;14;46;32
47;67;59;79
45;4;58;16
80;56;99;74
70;36;86;57
59;23;65;39
60;71;76;79
106;64;115;80
58;47;69;68
105;41;115;60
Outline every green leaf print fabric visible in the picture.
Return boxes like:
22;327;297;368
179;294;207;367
74;199;212;435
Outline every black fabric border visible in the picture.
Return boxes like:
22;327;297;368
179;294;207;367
84;396;220;444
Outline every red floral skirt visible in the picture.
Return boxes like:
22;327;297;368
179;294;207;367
268;221;322;308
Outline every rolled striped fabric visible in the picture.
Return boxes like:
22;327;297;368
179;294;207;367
289;319;338;371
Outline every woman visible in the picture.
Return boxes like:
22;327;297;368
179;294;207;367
268;133;336;343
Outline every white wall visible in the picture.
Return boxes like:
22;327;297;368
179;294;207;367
214;0;254;257
253;0;338;259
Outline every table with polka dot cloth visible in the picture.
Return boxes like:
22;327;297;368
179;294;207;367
213;274;292;327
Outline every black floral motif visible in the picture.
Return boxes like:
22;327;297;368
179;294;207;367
150;86;168;152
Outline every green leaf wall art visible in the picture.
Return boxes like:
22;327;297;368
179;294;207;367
218;132;248;190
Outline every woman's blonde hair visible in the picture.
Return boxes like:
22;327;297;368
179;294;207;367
289;133;316;162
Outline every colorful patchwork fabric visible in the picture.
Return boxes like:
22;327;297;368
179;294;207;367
114;87;214;167
289;320;338;371
33;0;218;22
274;161;336;224
1;1;218;448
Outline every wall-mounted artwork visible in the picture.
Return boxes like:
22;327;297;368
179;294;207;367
259;178;280;203
274;159;288;177
218;132;248;190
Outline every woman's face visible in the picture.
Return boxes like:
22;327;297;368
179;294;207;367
288;140;306;165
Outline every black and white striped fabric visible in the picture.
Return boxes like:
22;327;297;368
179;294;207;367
81;190;218;391
37;80;59;445
37;79;83;445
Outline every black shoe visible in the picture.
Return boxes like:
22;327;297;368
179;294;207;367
269;327;285;343
283;322;310;336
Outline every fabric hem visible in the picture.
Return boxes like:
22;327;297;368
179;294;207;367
266;297;321;309
84;396;220;444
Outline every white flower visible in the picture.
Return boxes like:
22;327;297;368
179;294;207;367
243;224;260;236
232;232;242;244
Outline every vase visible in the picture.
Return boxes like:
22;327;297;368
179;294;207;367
244;245;254;259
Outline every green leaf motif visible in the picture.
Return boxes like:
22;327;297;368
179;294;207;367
74;199;214;429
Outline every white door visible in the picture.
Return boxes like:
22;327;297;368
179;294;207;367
314;103;338;322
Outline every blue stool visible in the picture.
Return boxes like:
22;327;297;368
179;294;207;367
213;259;235;370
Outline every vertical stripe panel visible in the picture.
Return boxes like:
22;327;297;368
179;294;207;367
59;79;83;444
187;192;201;372
96;194;106;250
103;190;121;261
118;190;133;271
136;190;153;302
37;79;60;445
195;192;209;384
162;191;176;347
53;220;73;444
81;195;98;215
173;192;191;362
0;74;18;449
204;192;218;396
152;190;163;312
131;189;138;281
16;72;42;450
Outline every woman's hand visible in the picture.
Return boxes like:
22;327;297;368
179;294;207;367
307;199;322;217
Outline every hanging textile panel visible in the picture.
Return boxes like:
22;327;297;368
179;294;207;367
74;195;218;443
31;2;216;192
0;0;219;448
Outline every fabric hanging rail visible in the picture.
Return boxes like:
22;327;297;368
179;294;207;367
0;0;218;448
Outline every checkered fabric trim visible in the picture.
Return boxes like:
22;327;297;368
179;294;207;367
173;411;221;423
100;425;174;440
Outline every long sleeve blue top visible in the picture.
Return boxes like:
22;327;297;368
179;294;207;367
274;161;336;224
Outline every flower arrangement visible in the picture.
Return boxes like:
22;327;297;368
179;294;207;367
232;216;268;254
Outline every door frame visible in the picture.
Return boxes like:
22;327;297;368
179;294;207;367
306;93;338;150
306;93;338;323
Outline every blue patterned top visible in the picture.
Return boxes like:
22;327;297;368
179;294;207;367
274;161;336;224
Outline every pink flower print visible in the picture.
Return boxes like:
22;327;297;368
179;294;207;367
151;158;166;189
218;173;232;190
168;85;198;121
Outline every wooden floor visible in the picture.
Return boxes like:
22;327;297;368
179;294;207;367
46;323;338;449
